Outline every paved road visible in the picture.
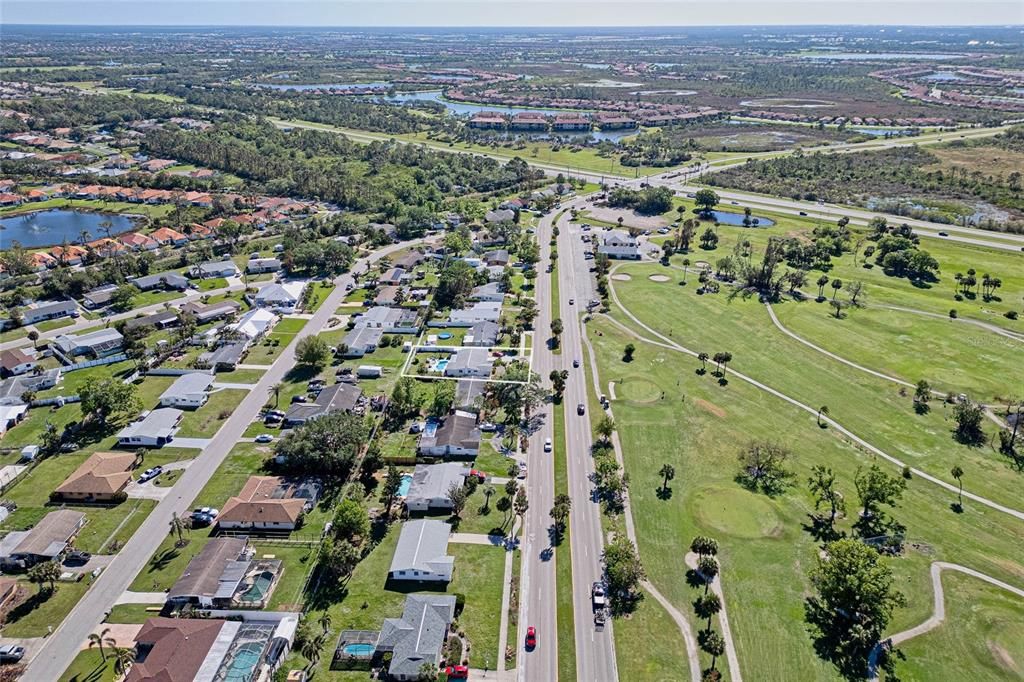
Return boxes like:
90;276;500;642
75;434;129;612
554;202;619;681
24;239;419;681
517;209;559;682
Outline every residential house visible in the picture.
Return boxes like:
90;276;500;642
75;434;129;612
254;281;306;313
372;285;400;307
464;321;500;347
388;520;454;583
231;308;277;342
598;230;642;259
180;300;241;324
0;369;61;406
444;347;494;378
119;232;159;251
0;349;36;377
130;272;189;291
0;509;86;569
469;281;505;303
468;112;507;129
82;285;117;309
29;252;57;271
553;114;592;131
126;615;298;682
448;302;501;326
283;383;362;427
217;476;320;532
404;463;470;513
417;410;481;458
166;537;282;609
48;244;86;266
0;404;28;436
20;300;78;326
341;327;384;357
484;208;515;224
191;259;240;280
124;310;180;332
379;267;410;286
159;373;214;409
117;408;183;448
246;258;282;274
454;379;486;413
54;451;135;502
150;227;189;247
197;341;248;372
482;249;510;267
376;595;457;681
52;328;123;359
393;252;425;270
510;112;549;131
352;306;419;334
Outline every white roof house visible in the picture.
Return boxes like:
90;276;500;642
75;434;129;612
448;302;501;326
254;280;307;312
444;348;494;378
342;327;384;357
404;463;471;513
52;328;123;359
352;307;419;334
598;230;642;259
231;308;277;341
159;373;214;409
388;520;454;583
117;408;183;448
469;281;505;302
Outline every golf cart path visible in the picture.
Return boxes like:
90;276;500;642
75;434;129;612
604;267;1024;524
685;552;743;682
866;561;1024;680
580;326;704;682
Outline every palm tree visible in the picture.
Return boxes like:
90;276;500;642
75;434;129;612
79;229;91;246
659;463;675;492
112;647;136;677
88;627;113;661
681;258;691;282
816;274;829;299
169;512;190;547
831;278;843;301
482;484;496;512
700;630;726;671
269;382;283;409
951;465;964;508
694;592;722;632
816;405;829;427
317;612;333;635
697;352;709;373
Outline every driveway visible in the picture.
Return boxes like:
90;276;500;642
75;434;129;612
167;437;212;449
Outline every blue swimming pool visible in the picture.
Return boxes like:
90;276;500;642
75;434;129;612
397;474;413;497
343;642;377;657
424;420;439;437
438;332;453;340
435;359;450;372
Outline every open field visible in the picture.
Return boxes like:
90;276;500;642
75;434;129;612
584;308;1024;681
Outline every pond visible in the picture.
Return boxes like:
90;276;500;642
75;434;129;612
377;89;597;117
258;81;391;91
0;209;141;248
471;129;637;143
696;210;775;227
798;52;964;61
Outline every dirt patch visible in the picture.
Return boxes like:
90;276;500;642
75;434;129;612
694;398;726;418
987;642;1021;675
648;274;671;282
611;273;632;281
694;261;710;270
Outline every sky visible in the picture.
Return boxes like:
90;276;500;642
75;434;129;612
3;1;1022;27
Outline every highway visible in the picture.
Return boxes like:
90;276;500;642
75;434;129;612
517;207;559;682
554;200;620;682
23;239;419;682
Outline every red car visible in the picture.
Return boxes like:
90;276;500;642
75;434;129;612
444;665;469;679
469;469;486;482
525;626;537;650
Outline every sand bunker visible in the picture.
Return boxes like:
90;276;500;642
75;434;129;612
611;273;632;281
648;275;671;282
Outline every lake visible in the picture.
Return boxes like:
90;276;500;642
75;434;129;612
0;209;141;248
798;52;964;61
377;89;598;117
259;81;391;91
697;209;775;227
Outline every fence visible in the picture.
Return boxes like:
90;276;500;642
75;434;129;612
30;395;80;408
145;368;214;377
62;353;128;372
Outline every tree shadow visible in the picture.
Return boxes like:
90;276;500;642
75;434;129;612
950;502;963;514
656;485;673;500
145;547;182;574
684;569;705;590
801;514;843;543
5;587;54;625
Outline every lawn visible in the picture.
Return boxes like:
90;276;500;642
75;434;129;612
33;317;75;333
585;315;1024;681
305;282;337;312
259;543;318;611
105;602;162;624
448;543;506;670
243;317;308;365
195;277;229;292
58;648;119;682
214;367;265;384
610;264;1021;512
3;579;90;638
0;198;174;220
175;389;249;438
552;396;576;682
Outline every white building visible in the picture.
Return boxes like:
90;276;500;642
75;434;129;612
388;520;454;583
117;408;183;448
598;230;642;259
444;348;494;378
158;373;214;409
448;302;501;326
254;280;307;313
231;308;278;341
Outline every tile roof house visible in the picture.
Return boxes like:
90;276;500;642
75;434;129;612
54;451;135;502
119;232;159;251
0;509;86;569
376;595;457;681
444;347;495;378
283;383;362;427
150;227;189;246
404;463;471;513
388;520;454;583
159;372;214;409
217;476;319;532
417;410;481;458
117;408;182;448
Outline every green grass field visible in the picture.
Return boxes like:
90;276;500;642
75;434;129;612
175;389;249;438
585;312;1024;681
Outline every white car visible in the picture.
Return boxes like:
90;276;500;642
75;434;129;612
544;438;553;452
255;433;274;443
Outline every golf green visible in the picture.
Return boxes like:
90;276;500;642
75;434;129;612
691;486;783;539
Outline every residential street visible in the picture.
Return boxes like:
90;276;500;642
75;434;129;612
21;239;420;681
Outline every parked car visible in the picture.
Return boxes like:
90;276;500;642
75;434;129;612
517;462;528;479
525;626;537;650
191;506;220;526
64;550;92;565
444;666;469;679
0;645;25;663
479;422;498;432
543;437;552;452
290;394;308;404
255;433;274;443
469;469;487;482
138;466;163;483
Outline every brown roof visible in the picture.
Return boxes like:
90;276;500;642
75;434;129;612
218;476;306;526
127;617;226;682
0;349;32;371
13;509;85;557
168;537;249;601
55;451;135;497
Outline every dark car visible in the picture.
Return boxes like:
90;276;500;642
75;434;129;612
525;626;537;650
64;550;92;565
577;403;585;415
798;211;808;216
